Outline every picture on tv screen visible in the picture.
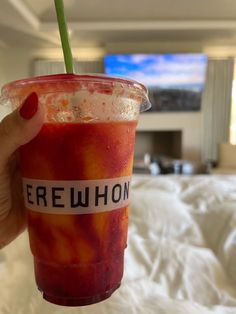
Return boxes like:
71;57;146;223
104;54;208;112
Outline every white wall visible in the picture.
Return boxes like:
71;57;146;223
0;49;7;89
105;41;205;54
0;47;105;87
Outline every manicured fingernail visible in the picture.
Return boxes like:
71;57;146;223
19;92;38;120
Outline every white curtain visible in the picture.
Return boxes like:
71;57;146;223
33;59;103;76
201;57;234;162
33;60;65;76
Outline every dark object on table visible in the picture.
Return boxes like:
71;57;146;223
133;154;197;175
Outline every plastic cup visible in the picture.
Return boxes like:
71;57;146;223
1;74;151;306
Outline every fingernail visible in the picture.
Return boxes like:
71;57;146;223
19;92;38;120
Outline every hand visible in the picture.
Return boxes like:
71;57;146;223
0;93;44;248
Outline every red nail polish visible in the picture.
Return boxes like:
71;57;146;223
19;92;38;120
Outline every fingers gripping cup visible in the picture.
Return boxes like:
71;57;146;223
1;74;151;306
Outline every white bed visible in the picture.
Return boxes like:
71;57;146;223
1;174;236;314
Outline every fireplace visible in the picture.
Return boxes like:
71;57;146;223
135;130;182;160
133;130;197;175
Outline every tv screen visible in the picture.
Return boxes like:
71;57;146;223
104;54;208;112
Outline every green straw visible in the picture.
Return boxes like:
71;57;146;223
54;0;74;73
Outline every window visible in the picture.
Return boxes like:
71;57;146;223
230;77;236;144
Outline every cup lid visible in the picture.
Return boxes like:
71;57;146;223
1;73;152;112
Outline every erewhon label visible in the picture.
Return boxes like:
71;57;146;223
22;176;131;214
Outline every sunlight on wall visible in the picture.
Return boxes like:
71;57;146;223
230;66;236;144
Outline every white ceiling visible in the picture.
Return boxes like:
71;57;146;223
1;0;236;48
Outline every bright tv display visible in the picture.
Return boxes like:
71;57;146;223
104;54;208;112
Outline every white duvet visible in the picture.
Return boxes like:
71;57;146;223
1;175;236;314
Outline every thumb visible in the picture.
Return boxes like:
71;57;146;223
0;92;44;168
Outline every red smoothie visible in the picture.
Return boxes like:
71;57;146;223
1;74;150;306
20;121;137;306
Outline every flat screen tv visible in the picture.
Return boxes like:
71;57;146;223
104;53;208;112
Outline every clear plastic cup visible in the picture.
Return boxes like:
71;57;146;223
1;74;151;306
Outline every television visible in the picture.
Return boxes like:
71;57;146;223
104;53;208;112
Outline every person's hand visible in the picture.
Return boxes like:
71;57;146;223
0;92;44;248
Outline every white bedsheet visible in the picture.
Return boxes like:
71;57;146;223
1;175;236;313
